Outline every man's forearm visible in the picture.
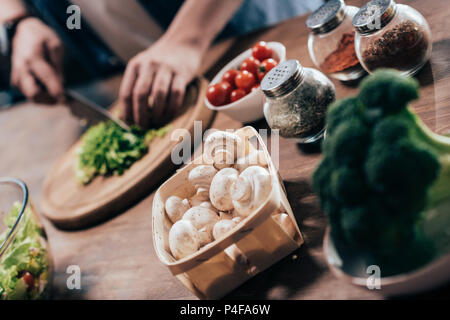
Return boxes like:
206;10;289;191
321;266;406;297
0;0;28;24
163;0;244;53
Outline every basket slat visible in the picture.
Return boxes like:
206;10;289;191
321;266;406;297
186;250;251;299
235;215;300;271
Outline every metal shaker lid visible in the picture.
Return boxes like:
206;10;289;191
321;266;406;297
261;60;304;98
352;0;397;34
306;0;346;34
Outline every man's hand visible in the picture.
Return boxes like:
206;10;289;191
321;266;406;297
118;37;201;128
11;17;64;103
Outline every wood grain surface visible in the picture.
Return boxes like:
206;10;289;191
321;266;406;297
0;0;448;299
40;78;214;229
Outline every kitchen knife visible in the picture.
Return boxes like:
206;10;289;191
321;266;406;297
65;89;131;132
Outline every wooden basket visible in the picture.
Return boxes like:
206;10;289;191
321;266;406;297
152;126;303;299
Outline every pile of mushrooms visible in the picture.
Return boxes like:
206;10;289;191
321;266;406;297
166;131;297;260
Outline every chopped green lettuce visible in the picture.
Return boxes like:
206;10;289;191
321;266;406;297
0;203;49;300
75;121;171;184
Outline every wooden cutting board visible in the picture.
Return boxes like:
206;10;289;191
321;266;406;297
41;78;215;230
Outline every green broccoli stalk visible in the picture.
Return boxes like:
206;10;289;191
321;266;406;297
313;69;450;275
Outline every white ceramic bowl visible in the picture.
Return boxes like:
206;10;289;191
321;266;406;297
205;42;286;123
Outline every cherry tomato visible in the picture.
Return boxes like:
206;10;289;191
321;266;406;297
235;70;256;92
230;89;247;102
221;81;233;102
252;41;273;61
258;58;278;82
240;57;260;78
222;69;238;89
206;83;228;106
219;82;233;104
22;272;34;290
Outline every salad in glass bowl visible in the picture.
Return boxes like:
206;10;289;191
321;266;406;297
0;178;52;300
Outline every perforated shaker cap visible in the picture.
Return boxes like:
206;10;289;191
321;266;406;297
353;0;397;34
261;60;304;98
306;0;346;34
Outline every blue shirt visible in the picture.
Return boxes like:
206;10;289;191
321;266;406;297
26;0;323;77
138;0;324;39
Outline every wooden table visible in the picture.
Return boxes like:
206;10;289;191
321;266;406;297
0;0;449;300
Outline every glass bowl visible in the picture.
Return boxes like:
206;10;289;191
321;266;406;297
0;178;53;300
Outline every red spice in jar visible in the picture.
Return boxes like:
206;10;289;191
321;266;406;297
320;32;360;74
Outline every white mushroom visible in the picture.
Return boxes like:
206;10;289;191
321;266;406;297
231;166;272;218
199;201;218;212
203;131;244;170
215;219;247;268
273;213;297;239
209;167;239;211
232;216;243;224
188;196;204;207
213;219;238;240
235;150;268;172
182;206;219;246
197;227;214;247
169;220;200;260
188;165;217;202
219;210;242;221
165;196;190;223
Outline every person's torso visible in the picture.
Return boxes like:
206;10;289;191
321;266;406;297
70;0;163;62
27;0;324;76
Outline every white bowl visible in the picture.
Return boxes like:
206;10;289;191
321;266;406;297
205;42;286;123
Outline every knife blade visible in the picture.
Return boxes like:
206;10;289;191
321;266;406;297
65;89;131;132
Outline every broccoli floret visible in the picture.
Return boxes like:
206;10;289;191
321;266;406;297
339;205;415;253
325;118;370;166
330;167;367;206
325;97;362;135
313;158;336;210
359;69;419;116
313;69;450;275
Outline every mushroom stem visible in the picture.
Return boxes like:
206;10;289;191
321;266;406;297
203;131;244;170
188;165;217;203
231;178;252;202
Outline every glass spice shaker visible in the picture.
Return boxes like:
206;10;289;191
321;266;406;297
306;0;365;81
353;0;432;76
261;60;336;144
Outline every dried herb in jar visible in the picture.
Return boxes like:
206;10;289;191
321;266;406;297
320;32;361;74
361;21;429;71
261;60;336;142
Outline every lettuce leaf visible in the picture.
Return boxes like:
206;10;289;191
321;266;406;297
75;121;171;184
